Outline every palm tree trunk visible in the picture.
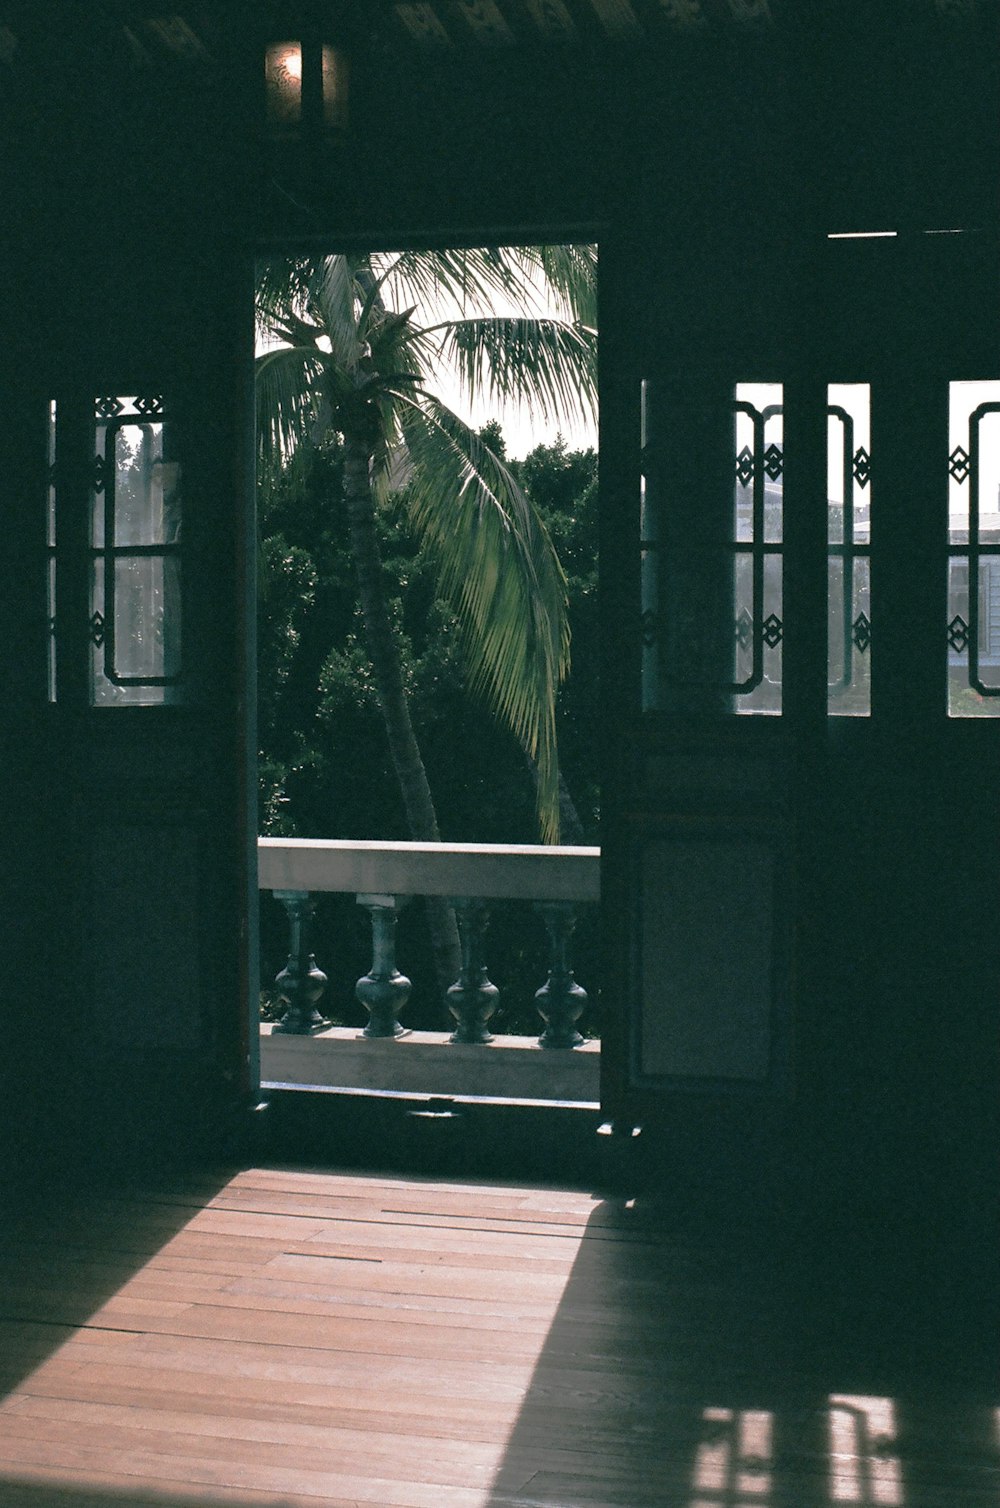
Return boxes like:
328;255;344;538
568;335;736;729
342;428;462;997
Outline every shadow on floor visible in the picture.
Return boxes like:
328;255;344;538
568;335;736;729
484;1156;1000;1507
0;1167;238;1404
0;1482;305;1507
260;1085;602;1186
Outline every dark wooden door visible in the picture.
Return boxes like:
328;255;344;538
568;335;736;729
601;226;1000;1219
0;240;258;1170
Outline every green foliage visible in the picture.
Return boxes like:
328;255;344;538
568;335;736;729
255;247;597;840
512;437;599;838
257;428;599;1031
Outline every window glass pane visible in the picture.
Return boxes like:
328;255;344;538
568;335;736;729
89;558;109;702
948;381;1000;716
734;384;783;544
948;557;1000;710
90;557;182;705
113;423;180;545
88;396;183;706
734;383;783;716
828;383;871;716
47;557;57;704
47;400;57;548
113;554;182;680
949;383;1000;544
828;556;871;714
734;550;783;714
92;421;107;549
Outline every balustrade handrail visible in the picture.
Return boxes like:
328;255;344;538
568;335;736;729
257;838;600;1047
257;838;600;903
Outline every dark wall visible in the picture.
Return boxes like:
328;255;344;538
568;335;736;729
0;10;996;1178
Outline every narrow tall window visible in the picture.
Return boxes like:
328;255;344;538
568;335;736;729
827;384;871;716
640;380;783;714
948;381;1000;716
733;383;783;715
89;395;183;705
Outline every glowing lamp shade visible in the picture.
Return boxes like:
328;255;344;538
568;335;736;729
264;40;348;133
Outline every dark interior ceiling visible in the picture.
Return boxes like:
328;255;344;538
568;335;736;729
0;0;994;74
2;0;996;243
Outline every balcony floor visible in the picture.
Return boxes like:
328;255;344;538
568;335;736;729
0;1164;996;1507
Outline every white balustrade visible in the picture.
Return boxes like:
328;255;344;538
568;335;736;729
258;840;600;1094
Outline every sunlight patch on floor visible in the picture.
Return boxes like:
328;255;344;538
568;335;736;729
0;1172;592;1507
692;1405;774;1503
688;1397;906;1508
828;1395;902;1505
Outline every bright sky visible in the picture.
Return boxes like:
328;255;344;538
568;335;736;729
256;250;598;462
388;249;598;459
431;361;597;459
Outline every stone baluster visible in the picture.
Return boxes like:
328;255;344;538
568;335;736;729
355;893;411;1038
271;889;329;1035
534;901;587;1048
446;898;499;1044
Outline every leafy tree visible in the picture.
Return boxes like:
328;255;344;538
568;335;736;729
511;436;599;844
256;432;599;1031
256;248;597;987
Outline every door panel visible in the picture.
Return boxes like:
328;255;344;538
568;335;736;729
602;230;1000;1208
637;826;781;1085
2;246;257;1169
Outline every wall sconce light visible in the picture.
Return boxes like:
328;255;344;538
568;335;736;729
264;35;349;137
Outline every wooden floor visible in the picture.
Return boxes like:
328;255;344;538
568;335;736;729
0;1163;996;1507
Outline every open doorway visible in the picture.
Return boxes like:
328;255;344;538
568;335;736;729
252;243;600;1104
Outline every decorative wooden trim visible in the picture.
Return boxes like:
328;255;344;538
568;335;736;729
394;3;452;45
453;0;516;44
585;0;644;40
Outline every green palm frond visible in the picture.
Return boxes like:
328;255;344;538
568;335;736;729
376;245;596;327
307;255;363;373
534;245;598;327
364;306;421;374
374;247;536;321
256;256;313;333
255;345;325;468
396;391;570;841
431;316;597;433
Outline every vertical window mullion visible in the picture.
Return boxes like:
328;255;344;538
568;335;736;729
827;385;872;717
873;375;947;729
642;378;784;716
103;417;117;687
54;394;95;710
781;374;828;739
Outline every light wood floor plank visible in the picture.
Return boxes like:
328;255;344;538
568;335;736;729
0;1165;995;1508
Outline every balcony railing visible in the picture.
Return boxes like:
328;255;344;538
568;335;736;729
257;839;601;1104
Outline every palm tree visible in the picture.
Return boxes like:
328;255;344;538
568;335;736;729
255;246;597;988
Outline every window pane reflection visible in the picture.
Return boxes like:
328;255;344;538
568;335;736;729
734;384;783;716
89;397;183;706
828;382;871;716
948;381;1000;716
